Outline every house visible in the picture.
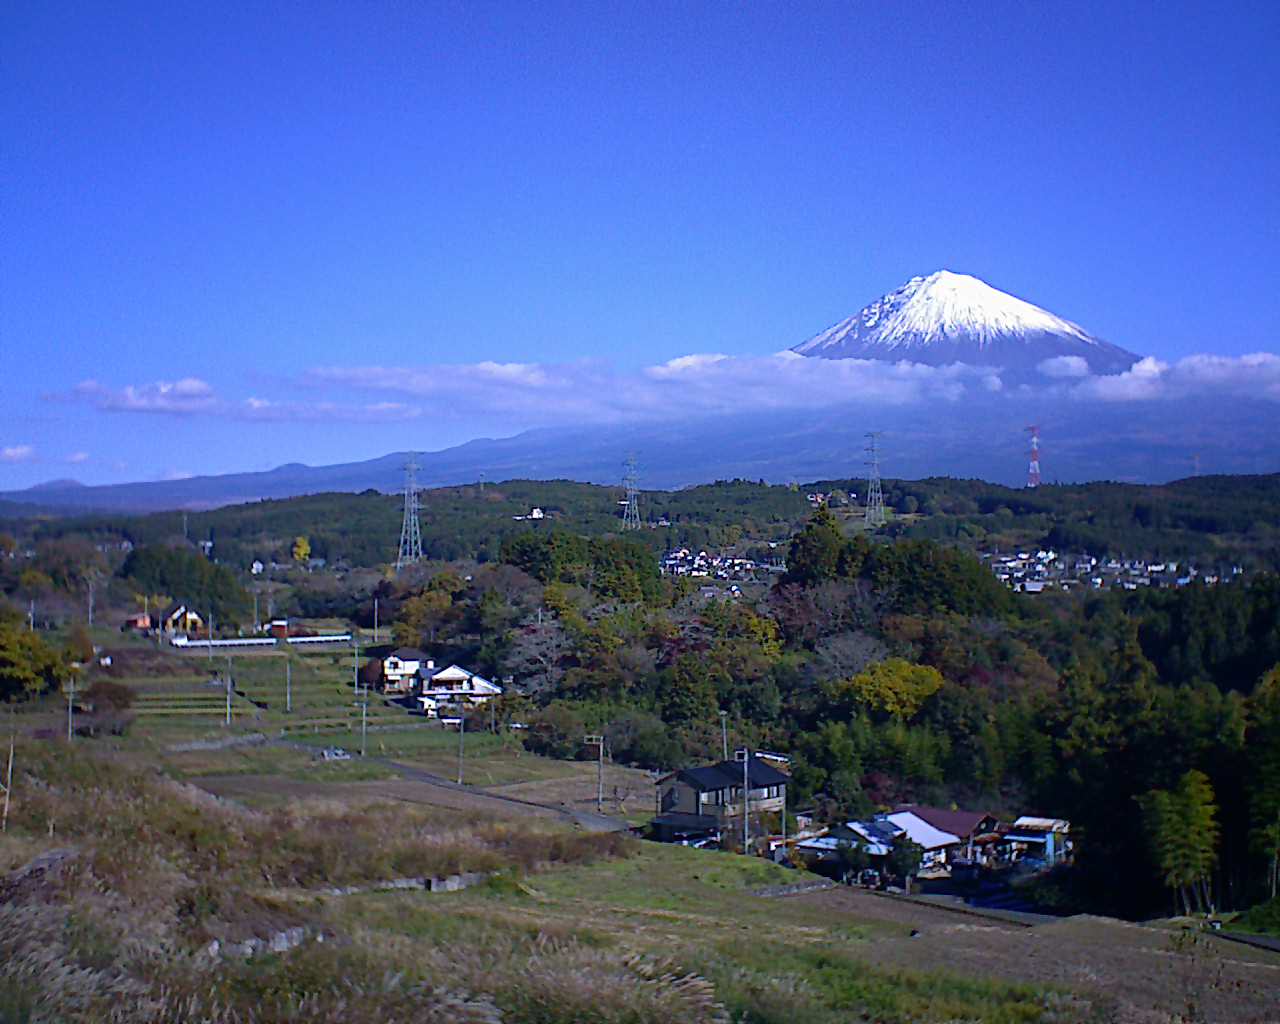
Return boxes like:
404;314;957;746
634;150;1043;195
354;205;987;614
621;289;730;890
416;664;502;717
795;817;904;876
159;602;205;637
122;612;153;632
1003;816;1072;866
650;755;789;842
382;648;431;695
888;805;1001;866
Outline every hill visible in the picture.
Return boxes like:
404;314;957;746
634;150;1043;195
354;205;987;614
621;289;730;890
12;473;1280;573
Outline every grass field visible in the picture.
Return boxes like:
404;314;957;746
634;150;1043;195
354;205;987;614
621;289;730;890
10;637;1280;1021
74;638;653;808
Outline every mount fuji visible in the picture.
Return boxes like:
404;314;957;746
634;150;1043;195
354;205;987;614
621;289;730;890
792;270;1141;377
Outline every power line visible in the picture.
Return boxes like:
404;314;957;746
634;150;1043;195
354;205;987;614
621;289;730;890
864;432;886;529
396;453;424;571
1026;425;1042;489
621;455;641;531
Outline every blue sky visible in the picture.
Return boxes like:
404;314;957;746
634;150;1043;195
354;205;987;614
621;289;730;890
3;1;1278;487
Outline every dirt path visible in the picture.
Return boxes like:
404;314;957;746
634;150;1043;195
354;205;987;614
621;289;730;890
791;887;1280;1023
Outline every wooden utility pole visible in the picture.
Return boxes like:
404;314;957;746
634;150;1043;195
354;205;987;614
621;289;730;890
1;715;15;833
584;734;604;813
360;685;368;757
735;747;750;855
456;712;465;785
66;677;76;742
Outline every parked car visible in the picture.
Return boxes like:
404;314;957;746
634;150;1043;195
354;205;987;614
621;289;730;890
319;746;351;761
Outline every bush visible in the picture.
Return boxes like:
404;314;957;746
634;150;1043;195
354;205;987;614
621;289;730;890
1232;895;1280;935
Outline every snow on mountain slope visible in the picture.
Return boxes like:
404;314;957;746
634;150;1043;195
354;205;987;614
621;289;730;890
793;270;1140;375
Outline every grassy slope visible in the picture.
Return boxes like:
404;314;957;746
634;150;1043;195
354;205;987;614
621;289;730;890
1;738;1100;1024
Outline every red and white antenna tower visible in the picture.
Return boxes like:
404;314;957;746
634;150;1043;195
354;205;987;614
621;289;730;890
1025;425;1041;489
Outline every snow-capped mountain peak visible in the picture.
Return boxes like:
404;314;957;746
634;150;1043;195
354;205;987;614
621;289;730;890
793;270;1140;375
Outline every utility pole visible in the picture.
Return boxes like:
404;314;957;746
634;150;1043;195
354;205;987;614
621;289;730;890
352;637;360;694
86;573;97;628
285;658;292;713
736;747;750;855
781;776;788;848
719;710;729;761
224;665;232;727
396;454;424;572
373;597;379;643
66;677;76;742
253;591;259;632
1025;425;1042;489
864;432;886;528
360;685;368;757
621;455;641;530
457;712;465;785
585;734;605;814
27;599;33;632
1;716;13;833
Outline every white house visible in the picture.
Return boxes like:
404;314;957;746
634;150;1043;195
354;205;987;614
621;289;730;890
382;648;432;695
417;663;502;717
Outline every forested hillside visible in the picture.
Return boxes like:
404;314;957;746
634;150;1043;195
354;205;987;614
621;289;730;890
350;509;1280;919
7;474;1279;572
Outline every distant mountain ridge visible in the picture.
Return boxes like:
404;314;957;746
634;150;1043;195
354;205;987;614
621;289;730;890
793;270;1141;376
4;396;1280;514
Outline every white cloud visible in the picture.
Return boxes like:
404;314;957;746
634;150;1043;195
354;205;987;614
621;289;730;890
44;350;1280;436
308;353;996;425
65;451;90;464
1038;355;1091;379
1072;353;1280;402
71;377;218;414
1;444;35;463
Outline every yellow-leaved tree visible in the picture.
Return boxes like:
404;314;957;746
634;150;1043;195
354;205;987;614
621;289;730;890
830;657;944;720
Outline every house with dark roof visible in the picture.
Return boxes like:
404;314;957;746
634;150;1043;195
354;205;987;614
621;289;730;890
650;755;789;842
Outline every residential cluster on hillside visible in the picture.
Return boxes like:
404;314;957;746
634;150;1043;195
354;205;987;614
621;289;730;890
981;548;1244;593
794;807;1071;880
649;754;1071;886
660;548;784;581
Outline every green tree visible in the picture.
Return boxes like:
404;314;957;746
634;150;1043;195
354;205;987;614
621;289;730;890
0;623;64;702
887;835;925;888
784;506;845;585
1142;769;1220;915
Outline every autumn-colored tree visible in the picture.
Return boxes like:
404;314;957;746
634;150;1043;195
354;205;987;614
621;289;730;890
831;658;944;720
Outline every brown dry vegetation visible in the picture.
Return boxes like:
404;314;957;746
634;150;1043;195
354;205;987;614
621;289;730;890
0;739;655;1024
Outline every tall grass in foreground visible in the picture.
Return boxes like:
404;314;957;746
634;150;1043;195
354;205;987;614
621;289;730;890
0;741;1116;1023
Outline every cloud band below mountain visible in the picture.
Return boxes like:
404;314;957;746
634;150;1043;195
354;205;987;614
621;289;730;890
48;351;1280;430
